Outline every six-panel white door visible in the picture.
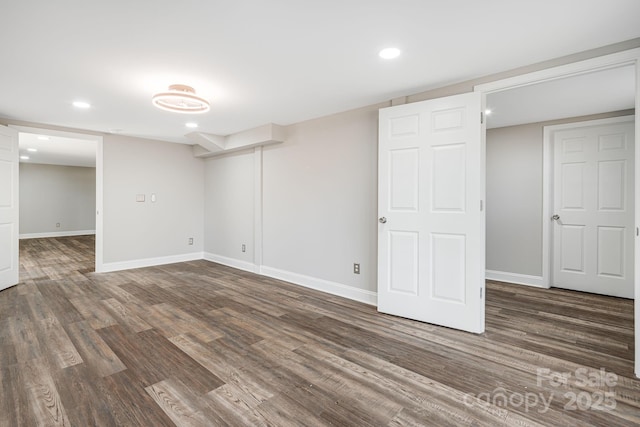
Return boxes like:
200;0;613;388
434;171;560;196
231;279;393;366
0;125;19;291
378;92;485;333
552;117;635;298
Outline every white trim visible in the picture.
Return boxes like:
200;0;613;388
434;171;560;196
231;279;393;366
253;147;263;269
101;252;204;273
203;252;257;273
635;58;640;377
20;230;95;239
260;265;377;306
475;48;640;95
542;125;553;288
95;138;104;273
486;270;547;288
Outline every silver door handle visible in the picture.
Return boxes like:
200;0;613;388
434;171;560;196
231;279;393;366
552;214;560;221
379;217;387;224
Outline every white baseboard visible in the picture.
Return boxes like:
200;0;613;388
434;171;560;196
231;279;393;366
19;230;96;239
101;250;378;307
260;265;377;306
100;252;204;273
203;252;258;274
486;270;548;288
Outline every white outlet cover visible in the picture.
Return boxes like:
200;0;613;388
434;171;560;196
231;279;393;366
136;194;145;202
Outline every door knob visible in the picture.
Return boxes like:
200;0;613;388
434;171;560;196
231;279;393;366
379;217;387;224
552;214;560;221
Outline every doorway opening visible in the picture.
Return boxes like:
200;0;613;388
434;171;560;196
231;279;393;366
478;48;640;375
10;125;104;277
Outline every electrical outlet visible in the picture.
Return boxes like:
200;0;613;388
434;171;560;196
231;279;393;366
241;244;246;252
56;223;60;228
188;237;194;245
353;263;360;274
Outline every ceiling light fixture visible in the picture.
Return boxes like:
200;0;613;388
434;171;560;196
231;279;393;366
37;136;50;140
27;148;38;152
379;47;401;59
485;109;492;115
20;155;29;160
152;84;210;114
185;122;198;128
73;101;91;109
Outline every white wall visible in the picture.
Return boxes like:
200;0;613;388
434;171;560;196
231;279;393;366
19;163;96;237
102;135;204;268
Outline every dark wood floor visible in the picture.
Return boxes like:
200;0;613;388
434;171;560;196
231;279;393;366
1;236;639;426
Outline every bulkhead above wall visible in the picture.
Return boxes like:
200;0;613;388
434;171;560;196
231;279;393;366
190;123;286;157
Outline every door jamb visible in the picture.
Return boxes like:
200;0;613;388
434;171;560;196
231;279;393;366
474;47;640;377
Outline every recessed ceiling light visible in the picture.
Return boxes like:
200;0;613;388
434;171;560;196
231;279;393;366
485;109;492;115
37;136;49;141
379;47;401;59
20;155;29;160
27;148;38;152
152;84;210;114
73;101;91;109
185;122;198;128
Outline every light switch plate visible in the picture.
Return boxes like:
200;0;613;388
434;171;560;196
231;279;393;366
136;194;145;202
151;193;156;203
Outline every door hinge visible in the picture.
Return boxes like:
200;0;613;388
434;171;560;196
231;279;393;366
480;288;483;299
481;112;484;124
480;200;483;211
637;227;639;237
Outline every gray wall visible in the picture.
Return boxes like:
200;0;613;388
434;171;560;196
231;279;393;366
262;105;380;292
102;135;204;264
204;150;255;263
19;163;96;236
486;125;543;276
203;104;380;293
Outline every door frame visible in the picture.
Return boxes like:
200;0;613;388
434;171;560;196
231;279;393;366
8;125;104;273
543;115;635;293
475;47;640;377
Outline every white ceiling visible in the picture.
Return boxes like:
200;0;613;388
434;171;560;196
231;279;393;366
19;133;96;167
486;65;636;129
1;1;639;144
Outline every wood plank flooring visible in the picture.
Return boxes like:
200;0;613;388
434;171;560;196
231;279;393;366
1;235;639;426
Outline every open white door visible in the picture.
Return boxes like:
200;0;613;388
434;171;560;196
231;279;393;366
0;125;19;291
378;92;485;333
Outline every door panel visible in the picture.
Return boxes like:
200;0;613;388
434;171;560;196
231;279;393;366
389;149;419;211
378;92;484;333
432;144;466;211
388;231;419;295
0;125;18;291
552;118;634;298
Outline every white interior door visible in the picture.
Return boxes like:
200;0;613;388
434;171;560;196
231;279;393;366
378;92;485;333
0;125;19;291
552;117;635;298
